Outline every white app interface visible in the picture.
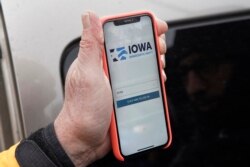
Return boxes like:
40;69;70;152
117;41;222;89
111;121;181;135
104;16;168;156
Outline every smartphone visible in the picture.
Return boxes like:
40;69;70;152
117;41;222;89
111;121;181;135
102;11;172;161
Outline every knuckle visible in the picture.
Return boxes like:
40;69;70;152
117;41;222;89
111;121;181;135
160;34;166;40
79;37;95;50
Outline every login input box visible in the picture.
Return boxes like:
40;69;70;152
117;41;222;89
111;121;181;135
115;80;159;98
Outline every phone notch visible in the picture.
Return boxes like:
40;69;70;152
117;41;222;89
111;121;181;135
114;16;141;26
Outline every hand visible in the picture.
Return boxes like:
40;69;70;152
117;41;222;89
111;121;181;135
54;11;168;167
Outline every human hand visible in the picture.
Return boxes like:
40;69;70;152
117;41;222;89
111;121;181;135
54;11;168;167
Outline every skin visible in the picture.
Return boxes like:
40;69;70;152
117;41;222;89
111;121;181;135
54;12;168;167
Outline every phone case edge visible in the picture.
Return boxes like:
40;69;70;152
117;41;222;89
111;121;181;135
101;10;172;162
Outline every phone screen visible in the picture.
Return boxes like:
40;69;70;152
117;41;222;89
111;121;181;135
104;15;168;156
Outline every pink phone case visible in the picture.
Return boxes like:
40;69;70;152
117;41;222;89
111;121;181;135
101;10;172;161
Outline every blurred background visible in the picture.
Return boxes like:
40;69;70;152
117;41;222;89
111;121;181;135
0;0;250;166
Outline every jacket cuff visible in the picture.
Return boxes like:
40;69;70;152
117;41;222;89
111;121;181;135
15;123;75;167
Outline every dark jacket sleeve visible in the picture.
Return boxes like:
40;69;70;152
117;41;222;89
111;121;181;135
15;123;75;167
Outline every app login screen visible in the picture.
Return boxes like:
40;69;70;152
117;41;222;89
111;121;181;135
104;16;168;156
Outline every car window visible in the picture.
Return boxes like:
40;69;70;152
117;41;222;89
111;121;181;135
164;16;250;167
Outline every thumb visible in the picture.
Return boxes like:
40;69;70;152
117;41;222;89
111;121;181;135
78;12;104;67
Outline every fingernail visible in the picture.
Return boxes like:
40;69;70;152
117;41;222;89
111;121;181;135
82;12;91;29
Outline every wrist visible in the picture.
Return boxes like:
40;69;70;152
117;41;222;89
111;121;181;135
54;112;97;167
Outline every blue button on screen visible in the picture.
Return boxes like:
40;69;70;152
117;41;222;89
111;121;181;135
116;91;160;108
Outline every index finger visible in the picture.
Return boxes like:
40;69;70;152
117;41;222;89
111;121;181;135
156;18;168;35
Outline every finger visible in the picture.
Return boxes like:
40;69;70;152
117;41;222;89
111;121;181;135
81;11;103;43
160;54;166;69
78;12;103;65
162;69;167;82
159;36;167;55
156;18;168;35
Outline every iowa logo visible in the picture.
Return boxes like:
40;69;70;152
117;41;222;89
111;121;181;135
110;47;128;62
110;42;152;62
